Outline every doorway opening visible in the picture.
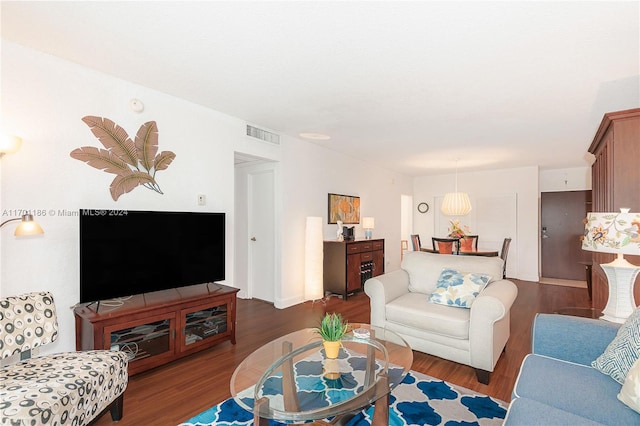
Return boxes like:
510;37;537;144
540;190;591;289
400;195;413;259
234;152;280;304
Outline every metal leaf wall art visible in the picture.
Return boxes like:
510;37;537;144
70;116;176;201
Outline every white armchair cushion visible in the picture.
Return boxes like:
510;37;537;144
386;293;470;339
403;252;503;294
618;357;640;414
429;268;492;308
403;252;444;294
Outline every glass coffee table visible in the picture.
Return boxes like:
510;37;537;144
230;324;412;425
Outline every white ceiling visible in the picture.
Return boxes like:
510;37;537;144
2;1;638;176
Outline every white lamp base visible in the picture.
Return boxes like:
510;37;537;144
600;255;640;324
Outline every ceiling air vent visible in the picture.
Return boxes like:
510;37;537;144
246;124;280;145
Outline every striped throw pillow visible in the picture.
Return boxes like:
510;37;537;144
592;307;640;384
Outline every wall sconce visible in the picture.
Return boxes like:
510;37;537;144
362;217;375;239
0;214;45;236
0;134;23;158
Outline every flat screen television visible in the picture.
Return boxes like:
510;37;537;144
79;209;225;303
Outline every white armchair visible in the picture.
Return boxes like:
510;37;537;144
364;251;518;384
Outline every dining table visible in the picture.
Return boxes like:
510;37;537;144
420;247;499;257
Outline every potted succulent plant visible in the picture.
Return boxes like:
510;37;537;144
316;312;348;359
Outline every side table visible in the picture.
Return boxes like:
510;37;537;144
578;261;593;300
556;307;602;319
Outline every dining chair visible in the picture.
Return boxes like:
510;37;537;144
432;237;460;254
410;234;421;251
500;237;512;278
459;234;478;251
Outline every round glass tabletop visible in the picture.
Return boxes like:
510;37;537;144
230;324;412;422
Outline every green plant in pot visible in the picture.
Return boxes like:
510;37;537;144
316;312;348;359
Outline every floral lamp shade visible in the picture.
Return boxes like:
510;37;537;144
582;209;640;324
582;210;640;256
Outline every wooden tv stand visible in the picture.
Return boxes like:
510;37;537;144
73;283;239;375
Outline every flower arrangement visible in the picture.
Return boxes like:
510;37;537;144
448;220;470;238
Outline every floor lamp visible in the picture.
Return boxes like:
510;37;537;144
582;209;640;323
304;217;324;301
0;214;44;236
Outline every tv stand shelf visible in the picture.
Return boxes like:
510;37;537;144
74;283;239;375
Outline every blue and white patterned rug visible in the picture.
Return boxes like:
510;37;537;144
179;369;507;425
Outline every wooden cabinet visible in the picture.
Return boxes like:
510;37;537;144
588;108;640;310
323;239;384;299
74;283;238;375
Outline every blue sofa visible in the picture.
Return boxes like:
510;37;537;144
504;313;640;425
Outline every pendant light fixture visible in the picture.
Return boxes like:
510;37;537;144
441;161;472;216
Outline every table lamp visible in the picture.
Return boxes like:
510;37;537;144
582;209;640;323
362;217;375;239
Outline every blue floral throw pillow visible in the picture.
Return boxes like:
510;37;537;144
592;306;640;384
429;268;492;308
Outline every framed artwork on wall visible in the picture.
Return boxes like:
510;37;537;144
328;193;360;224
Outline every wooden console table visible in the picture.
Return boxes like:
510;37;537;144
323;239;384;299
74;283;238;375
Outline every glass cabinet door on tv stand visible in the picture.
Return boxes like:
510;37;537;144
180;299;231;353
105;312;177;369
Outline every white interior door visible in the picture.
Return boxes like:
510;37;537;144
248;167;275;303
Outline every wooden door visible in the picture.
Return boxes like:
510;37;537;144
541;191;591;280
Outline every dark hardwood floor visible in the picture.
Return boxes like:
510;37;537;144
94;279;591;425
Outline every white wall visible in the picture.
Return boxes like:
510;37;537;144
0;42;237;355
0;42;413;353
413;167;540;281
539;166;591;192
278;136;412;308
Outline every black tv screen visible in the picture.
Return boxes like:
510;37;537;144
79;210;225;303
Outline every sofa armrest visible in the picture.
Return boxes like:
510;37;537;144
470;279;518;324
532;313;619;366
469;279;518;371
364;269;410;327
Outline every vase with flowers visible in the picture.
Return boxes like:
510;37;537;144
448;220;474;251
448;220;470;238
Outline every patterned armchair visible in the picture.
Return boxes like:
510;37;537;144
0;291;128;425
